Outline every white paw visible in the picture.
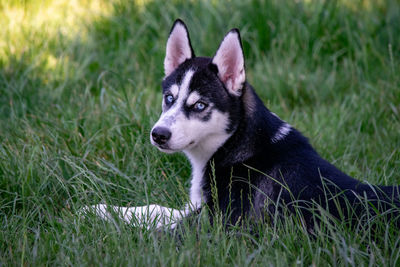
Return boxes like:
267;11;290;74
80;204;187;229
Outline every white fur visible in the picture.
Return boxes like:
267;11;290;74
183;109;231;207
82;204;188;229
153;70;194;135
270;112;279;118
186;91;201;106
164;22;193;77
151;70;195;151
187;155;206;208
271;123;291;143
169;84;179;98
212;31;245;95
179;69;194;99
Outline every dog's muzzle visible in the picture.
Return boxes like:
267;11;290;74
151;127;171;146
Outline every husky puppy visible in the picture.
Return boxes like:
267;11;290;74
86;19;399;230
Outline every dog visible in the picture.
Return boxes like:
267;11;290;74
85;19;400;231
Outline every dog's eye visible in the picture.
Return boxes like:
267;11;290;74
165;94;174;104
193;101;207;112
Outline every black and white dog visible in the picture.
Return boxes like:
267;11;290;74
86;19;399;230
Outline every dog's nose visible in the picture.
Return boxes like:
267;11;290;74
151;127;171;145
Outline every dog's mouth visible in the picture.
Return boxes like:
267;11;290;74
157;147;176;154
153;141;196;153
154;143;172;151
153;143;179;154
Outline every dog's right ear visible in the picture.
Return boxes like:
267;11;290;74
164;19;195;77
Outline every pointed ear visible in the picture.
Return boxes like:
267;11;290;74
164;19;195;77
212;29;245;96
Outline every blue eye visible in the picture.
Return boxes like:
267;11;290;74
194;101;207;111
165;94;174;104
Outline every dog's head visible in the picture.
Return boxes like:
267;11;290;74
150;19;246;159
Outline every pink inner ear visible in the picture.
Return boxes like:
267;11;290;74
164;23;193;76
171;44;186;68
222;73;234;84
212;31;245;94
223;56;239;81
220;53;242;90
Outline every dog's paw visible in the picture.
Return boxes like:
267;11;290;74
79;204;186;229
78;204;154;227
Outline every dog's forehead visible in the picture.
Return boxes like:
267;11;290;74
162;57;214;92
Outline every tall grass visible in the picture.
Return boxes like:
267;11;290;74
0;0;399;265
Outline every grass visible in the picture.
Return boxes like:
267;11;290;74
0;0;399;265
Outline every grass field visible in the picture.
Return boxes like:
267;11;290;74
1;0;400;265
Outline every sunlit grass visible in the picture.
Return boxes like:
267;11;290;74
0;0;112;31
0;0;112;65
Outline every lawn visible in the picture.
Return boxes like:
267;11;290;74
1;0;399;265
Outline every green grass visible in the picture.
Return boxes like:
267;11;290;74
1;0;400;265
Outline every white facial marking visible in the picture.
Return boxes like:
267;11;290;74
179;69;194;97
271;122;291;143
151;69;195;147
186;91;201;106
169;84;179;98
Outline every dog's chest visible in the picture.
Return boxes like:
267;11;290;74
188;158;207;209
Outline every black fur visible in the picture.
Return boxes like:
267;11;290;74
162;20;400;231
202;84;400;229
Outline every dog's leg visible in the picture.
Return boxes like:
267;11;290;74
82;204;191;229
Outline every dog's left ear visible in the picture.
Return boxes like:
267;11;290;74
164;19;195;77
212;29;245;96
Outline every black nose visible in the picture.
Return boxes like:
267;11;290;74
151;127;171;145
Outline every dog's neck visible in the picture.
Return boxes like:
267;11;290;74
183;127;232;208
212;84;295;169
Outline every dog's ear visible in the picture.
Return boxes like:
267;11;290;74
212;29;245;96
164;19;195;77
